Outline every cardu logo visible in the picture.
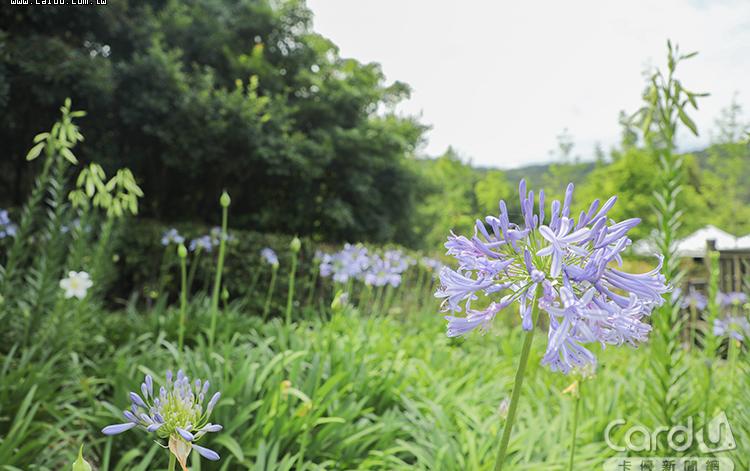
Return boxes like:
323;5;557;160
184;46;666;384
602;412;737;471
604;411;736;453
697;412;735;453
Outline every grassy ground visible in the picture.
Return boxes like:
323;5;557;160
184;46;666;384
2;290;747;470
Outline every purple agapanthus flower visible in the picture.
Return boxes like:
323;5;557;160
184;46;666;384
260;247;279;266
421;257;443;271
681;287;707;311
189;235;214;253
319;244;369;283
103;371;222;466
0;210;17;239
713;316;750;342
435;180;669;374
161;228;185;246
717;292;748;308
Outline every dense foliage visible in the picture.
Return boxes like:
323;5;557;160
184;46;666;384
0;0;425;245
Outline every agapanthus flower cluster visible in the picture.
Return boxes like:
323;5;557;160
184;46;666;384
713;316;750;342
189;235;214;252
718;291;748;308
435;180;669;374
0;209;17;239
318;245;414;288
161;228;185;246
420;257;444;272
260;247;279;266
103;371;222;468
681;287;708;311
363;250;412;288
319;244;370;283
189;227;233;253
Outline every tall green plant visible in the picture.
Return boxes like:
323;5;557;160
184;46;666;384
633;41;706;447
209;191;231;347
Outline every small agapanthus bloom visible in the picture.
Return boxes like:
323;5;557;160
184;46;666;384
59;271;93;299
713;316;750;342
681;287;707;311
436;180;669;374
260;247;279;266
319;244;369;283
209;226;234;244
102;371;222;470
161;228;185;246
363;255;401;287
717;291;748;308
421;257;444;271
0;209;17;239
189;235;214;253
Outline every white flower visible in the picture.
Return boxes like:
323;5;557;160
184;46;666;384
60;271;93;300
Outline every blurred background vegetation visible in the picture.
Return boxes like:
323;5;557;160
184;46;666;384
2;0;748;253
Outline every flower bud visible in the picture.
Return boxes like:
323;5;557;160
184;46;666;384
497;397;510;419
331;290;349;313
178;243;188;259
221;288;229;302
220;191;231;208
290;236;301;253
72;445;92;471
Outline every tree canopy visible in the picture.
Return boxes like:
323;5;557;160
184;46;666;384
0;0;426;244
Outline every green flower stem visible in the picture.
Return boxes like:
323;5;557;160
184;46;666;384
568;381;582;471
167;453;176;471
372;286;384;315
689;304;697;352
263;265;278;320
186;247;202;294
285;252;298;324
494;287;540;471
304;266;318;308
208;202;229;347
729;338;739;396
178;251;188;351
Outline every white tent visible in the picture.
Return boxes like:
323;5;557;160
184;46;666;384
631;225;750;258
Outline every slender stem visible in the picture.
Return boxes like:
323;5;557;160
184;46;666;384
689;304;697;352
285;253;298;324
263;266;278;320
208;204;229;347
178;251;188;351
568;381;581;471
168;453;176;471
728;338;738;396
304;266;318;308
186;248;201;294
494;287;540;471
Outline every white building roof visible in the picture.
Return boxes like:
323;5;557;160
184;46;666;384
631;225;750;258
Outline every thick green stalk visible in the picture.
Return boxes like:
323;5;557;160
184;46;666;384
167;453;176;471
263;266;278;320
208;203;229;347
285;253;298;324
689;304;697;352
178;249;188;351
568;381;582;471
494;287;540;471
304;266;319;308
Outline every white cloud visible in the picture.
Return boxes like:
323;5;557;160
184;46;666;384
307;0;750;168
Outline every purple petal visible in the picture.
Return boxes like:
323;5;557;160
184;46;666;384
177;427;195;442
102;422;137;435
192;444;220;461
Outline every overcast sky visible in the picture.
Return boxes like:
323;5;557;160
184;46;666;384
307;0;750;168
